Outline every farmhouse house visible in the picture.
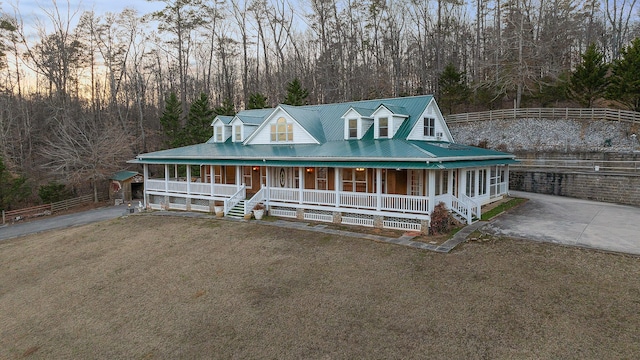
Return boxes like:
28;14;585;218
131;95;516;233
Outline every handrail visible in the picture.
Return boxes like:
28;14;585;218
461;194;481;219
244;185;266;214
446;108;640;124
224;185;246;215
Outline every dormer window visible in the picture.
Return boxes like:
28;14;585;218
215;127;223;142
270;117;293;142
379;117;388;138
423;117;435;137
348;119;358;139
234;125;242;141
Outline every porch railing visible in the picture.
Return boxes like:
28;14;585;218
147;179;238;197
270;187;429;214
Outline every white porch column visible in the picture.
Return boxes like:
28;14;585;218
265;166;271;207
485;167;491;196
186;165;191;194
334;168;340;208
143;164;149;206
236;166;241;190
505;165;510;194
428;170;436;213
298;167;304;204
376;168;382;211
164;164;169;192
174;164;178;179
447;170;453;195
460;170;467;197
210;166;215;196
474;169;479;197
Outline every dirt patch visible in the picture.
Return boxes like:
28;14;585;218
1;216;639;358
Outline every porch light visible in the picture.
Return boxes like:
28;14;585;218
306;167;313;173
356;167;365;171
252;166;259;171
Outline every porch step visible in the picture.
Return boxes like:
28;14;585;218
226;200;246;219
450;211;479;225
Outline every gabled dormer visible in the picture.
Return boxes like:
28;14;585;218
342;107;374;140
244;105;322;145
406;98;454;142
372;104;409;139
210;115;233;143
230;116;259;143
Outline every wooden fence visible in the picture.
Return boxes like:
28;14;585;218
2;194;97;225
446;108;640;124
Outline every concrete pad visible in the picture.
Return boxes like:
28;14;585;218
483;191;640;255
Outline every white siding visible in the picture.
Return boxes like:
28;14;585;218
247;109;317;144
406;101;454;142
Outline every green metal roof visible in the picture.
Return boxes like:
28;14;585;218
133;95;516;169
110;170;140;181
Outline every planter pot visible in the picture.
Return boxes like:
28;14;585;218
214;206;224;213
253;209;264;220
215;211;224;218
243;213;253;220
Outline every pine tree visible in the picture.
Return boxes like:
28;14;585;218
608;38;640;111
159;92;185;148
438;63;469;114
569;44;608;107
246;93;268;109
0;157;31;211
185;92;215;145
283;78;309;106
214;98;236;116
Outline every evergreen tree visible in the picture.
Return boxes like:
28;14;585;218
608;38;640;111
159;92;185;148
214;98;236;116
283;78;309;106
0;157;31;211
438;63;469;114
569;44;608;107
186;92;214;144
246;93;268;109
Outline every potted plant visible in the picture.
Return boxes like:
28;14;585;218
253;203;265;220
214;202;224;217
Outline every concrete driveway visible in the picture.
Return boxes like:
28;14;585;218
0;204;129;241
483;191;640;255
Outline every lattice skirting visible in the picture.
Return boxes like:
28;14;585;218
303;210;333;222
341;213;374;227
383;217;421;231
270;207;297;218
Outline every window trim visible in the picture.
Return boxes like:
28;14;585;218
270;117;294;142
234;125;242;142
348;118;358;139
423;117;435;137
378;117;388;138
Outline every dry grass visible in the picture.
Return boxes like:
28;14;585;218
1;215;639;359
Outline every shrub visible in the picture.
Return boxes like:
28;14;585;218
429;202;452;235
38;182;73;204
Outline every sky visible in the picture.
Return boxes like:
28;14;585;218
3;0;165;21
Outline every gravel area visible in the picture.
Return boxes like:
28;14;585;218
450;118;640;152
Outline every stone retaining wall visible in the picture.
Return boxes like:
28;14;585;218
510;170;640;206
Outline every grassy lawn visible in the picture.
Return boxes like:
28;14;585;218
1;215;639;359
481;197;527;221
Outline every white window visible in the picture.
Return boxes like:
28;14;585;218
243;166;252;188
235;125;242;141
270;117;294;142
348;119;358;139
466;170;476;197
379;117;388;138
342;168;367;192
423;117;435;137
215;126;222;142
316;167;328;190
479;169;487;195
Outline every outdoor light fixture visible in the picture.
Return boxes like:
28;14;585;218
252;166;259;171
306;167;313;173
356;167;365;171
